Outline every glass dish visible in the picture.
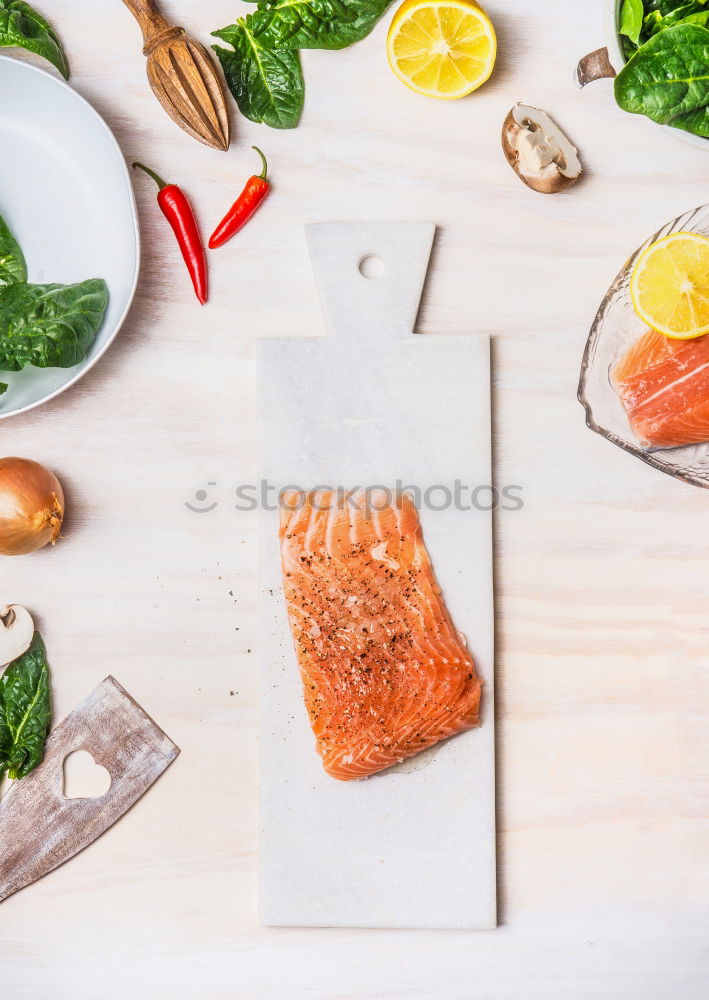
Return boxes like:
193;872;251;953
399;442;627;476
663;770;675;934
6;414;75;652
578;203;709;490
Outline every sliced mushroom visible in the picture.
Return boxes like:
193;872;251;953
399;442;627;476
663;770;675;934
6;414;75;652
502;104;582;194
0;604;34;668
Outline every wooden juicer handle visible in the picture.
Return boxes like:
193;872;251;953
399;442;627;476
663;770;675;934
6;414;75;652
122;0;184;56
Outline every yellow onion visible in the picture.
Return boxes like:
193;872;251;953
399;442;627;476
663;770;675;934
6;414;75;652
0;457;65;556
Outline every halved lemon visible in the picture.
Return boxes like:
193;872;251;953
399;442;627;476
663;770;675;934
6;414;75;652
630;232;709;340
386;0;496;100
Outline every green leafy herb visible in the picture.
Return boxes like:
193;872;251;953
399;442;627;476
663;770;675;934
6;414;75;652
676;10;709;29
213;0;393;128
249;0;394;51
644;0;708;15
619;0;645;46
0;632;51;781
0;278;109;371
618;0;709;57
0;225;109;398
0;0;69;79
644;2;709;33
641;9;666;36
213;17;305;128
0;212;26;289
615;23;709;136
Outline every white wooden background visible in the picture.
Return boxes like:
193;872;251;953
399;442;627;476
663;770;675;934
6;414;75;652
2;0;708;996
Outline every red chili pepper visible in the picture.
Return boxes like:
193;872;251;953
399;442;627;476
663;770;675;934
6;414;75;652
132;161;208;305
209;147;271;250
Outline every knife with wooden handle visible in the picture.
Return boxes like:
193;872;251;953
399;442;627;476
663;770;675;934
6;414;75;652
0;676;179;903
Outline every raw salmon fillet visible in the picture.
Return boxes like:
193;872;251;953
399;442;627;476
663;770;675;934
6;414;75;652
279;489;481;780
611;329;709;449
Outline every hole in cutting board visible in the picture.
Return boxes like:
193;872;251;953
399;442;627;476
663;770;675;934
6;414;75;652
358;254;386;279
62;750;111;800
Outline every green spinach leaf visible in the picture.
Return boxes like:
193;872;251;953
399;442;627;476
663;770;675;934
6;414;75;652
248;0;394;51
620;0;645;46
620;1;709;55
673;10;709;27
0;212;26;288
213;17;305;128
0;632;51;781
0;682;10;765
615;23;709;136
0;0;69;79
644;0;707;14
643;1;709;35
0;277;109;371
641;9;665;35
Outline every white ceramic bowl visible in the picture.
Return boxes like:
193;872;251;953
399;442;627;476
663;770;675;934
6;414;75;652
0;56;139;419
603;0;709;151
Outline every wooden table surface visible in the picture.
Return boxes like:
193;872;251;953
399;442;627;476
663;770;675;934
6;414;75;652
3;1;708;996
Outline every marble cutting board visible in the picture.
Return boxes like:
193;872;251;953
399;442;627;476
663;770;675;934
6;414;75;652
258;222;495;929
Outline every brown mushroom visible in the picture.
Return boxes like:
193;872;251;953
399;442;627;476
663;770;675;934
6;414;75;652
0;604;34;668
502;104;582;194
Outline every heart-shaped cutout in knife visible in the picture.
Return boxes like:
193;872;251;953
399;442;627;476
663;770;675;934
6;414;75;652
62;750;112;800
0;676;179;903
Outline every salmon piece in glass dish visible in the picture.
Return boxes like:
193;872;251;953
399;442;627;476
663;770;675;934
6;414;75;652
578;203;709;487
278;489;481;781
611;329;709;449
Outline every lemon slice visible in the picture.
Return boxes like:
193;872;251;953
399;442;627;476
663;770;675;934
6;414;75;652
630;233;709;340
387;0;496;100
